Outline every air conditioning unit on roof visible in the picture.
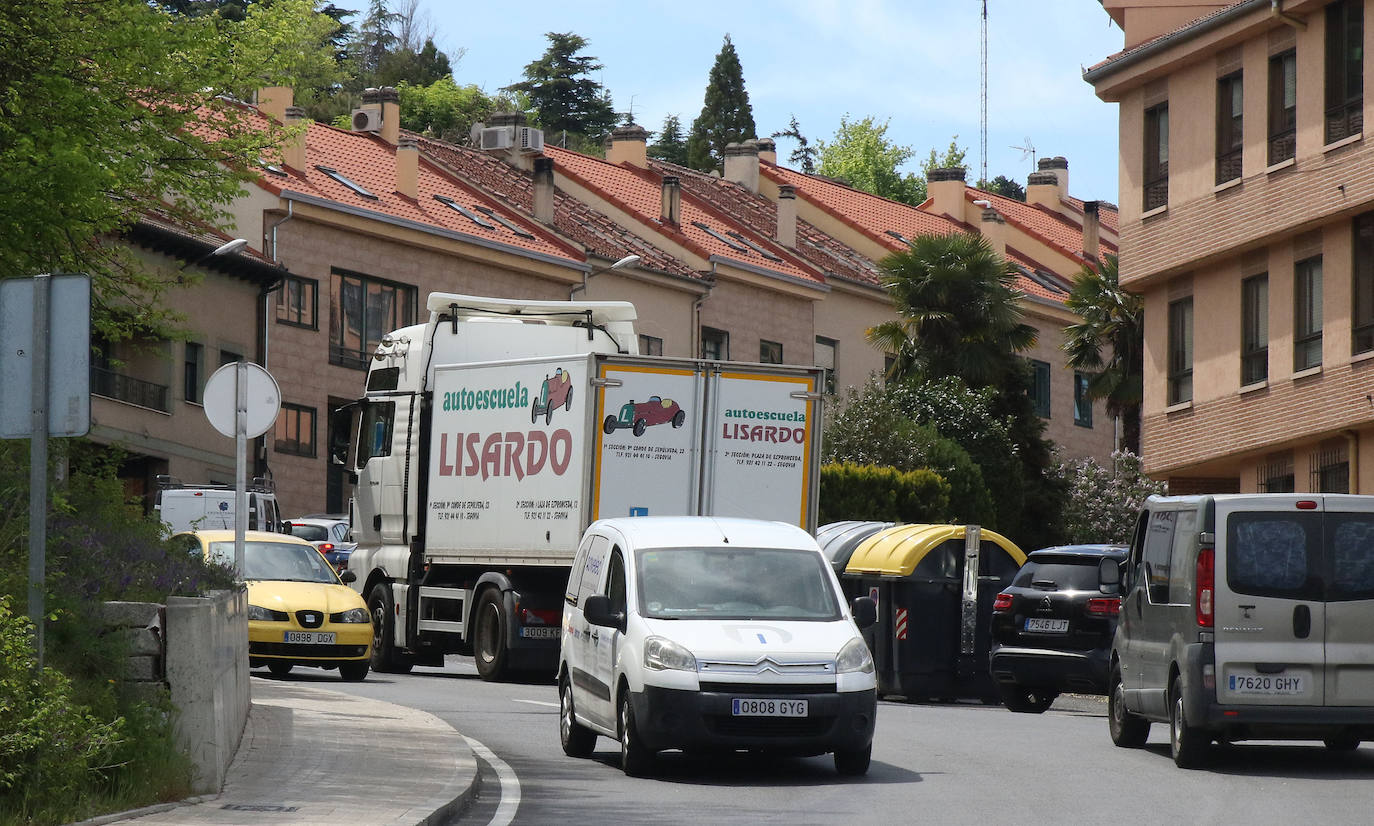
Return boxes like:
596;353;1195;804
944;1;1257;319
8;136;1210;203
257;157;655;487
518;127;544;153
351;107;382;133
480;126;513;151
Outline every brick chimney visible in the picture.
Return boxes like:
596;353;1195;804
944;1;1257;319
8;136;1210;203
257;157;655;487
980;206;1007;259
756;138;777;165
723;140;761;193
257;86;293;122
606;124;649;168
283;106;307;172
1026;156;1068;210
1082;200;1100;261
533;157;555;225
776;184;797;248
661;175;681;227
379;86;400;145
395;135;418;199
927;167;967;220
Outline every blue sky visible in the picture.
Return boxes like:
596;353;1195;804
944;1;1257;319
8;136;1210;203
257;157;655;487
418;1;1125;204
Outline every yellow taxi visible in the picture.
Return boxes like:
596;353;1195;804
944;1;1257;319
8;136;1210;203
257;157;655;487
176;530;373;681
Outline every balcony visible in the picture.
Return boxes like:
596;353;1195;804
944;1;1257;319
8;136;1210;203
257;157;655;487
91;366;170;412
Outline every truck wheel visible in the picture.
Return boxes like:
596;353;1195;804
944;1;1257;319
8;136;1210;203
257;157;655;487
603;415;618;435
473;589;509;681
671;409;685;428
368;583;413;674
632;418;647;437
833;743;871;776
1170;675;1209;768
560;674;597;757
1108;667;1149;747
619;691;654;776
564;385;574;411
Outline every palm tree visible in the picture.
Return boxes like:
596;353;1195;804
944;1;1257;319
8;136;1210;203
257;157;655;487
1063;254;1144;453
867;231;1037;388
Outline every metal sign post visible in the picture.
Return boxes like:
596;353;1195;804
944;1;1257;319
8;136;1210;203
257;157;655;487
28;277;49;668
203;361;280;576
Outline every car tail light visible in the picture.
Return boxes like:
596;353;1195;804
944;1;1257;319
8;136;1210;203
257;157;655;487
319;542;334;552
1086;597;1121;617
1196;547;1215;628
992;592;1013;613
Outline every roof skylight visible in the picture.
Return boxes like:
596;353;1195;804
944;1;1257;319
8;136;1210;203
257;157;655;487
691;221;749;253
315;166;377;199
475;206;535;239
727;231;782;262
434;195;496;230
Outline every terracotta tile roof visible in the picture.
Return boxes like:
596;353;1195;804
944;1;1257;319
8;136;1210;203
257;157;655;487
973;190;1119;268
547;146;826;286
1086;2;1247;74
129;210;285;286
648;160;881;287
1067;197;1120;234
408;132;701;281
239;110;584;266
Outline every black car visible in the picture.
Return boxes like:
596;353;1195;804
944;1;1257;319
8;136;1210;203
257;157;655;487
988;544;1128;713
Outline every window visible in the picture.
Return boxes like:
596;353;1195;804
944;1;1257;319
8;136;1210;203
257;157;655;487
1355;214;1374;354
1227;513;1318;599
1168;508;1198;605
1241;274;1269;385
1073;372;1093;427
1167;297;1193;405
330;269;417;370
1325;0;1364;144
701;327;729;360
760;340;783;364
1257;453;1295;492
814;336;837;395
1028;359;1051;418
1312;441;1350;493
1216;71;1243;184
355;400;394;468
1269;49;1297;164
1144;102;1169;211
275;403;316;457
1142;510;1177;604
184;342;203;403
219;348;242;367
276;275;317;328
1294;256;1323;371
605;549;627;615
638;335;663;356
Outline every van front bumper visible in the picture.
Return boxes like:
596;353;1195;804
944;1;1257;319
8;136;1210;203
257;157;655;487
629;685;876;755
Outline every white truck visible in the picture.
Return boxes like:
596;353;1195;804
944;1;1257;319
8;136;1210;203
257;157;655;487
336;293;824;680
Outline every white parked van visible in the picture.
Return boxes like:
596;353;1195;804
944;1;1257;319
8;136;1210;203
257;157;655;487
154;475;283;536
1108;493;1374;767
557;516;878;777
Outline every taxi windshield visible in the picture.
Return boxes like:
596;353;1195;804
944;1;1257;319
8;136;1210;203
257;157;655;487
209;541;339;584
635;547;840;621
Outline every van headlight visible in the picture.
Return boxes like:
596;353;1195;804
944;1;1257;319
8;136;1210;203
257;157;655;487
644;636;697;672
836;638;874;674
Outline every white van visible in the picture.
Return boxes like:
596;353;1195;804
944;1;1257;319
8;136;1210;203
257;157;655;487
557;516;879;777
1107;493;1374;767
154;475;283;536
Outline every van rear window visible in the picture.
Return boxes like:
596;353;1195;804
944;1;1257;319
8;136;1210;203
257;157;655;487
1328;516;1374;600
1227;514;1318;599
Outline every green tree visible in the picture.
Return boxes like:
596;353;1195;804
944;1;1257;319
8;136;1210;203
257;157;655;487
867;232;1037;387
814;116;923;204
980;175;1026;201
0;0;290;340
648;115;689;166
686;35;756;172
377;37;453;88
772;115;817;173
396;77;500;143
503;32;619;143
1063;253;1144;454
351;0;399;79
920;137;968;176
229;0;349;115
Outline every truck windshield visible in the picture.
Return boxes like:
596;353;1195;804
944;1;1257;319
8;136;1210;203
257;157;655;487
634;547;840;621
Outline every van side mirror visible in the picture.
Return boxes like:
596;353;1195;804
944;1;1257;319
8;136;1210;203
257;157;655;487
1099;558;1122;594
850;596;877;629
583;594;625;632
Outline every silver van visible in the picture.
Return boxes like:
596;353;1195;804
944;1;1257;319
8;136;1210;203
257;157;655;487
1107;493;1374;767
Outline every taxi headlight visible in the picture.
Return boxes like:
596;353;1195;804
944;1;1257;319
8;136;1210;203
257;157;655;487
643;636;697;672
836;637;874;675
332;607;370;623
248;604;287;621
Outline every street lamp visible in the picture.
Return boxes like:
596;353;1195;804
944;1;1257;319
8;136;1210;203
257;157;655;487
569;254;641;299
180;237;250;271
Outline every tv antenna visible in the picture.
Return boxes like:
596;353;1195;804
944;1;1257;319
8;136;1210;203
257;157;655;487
979;0;988;185
1012;137;1037;170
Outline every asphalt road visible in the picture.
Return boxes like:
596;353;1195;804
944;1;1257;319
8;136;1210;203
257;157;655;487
305;659;1374;825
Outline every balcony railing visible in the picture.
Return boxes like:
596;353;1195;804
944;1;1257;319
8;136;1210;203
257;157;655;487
1143;165;1168;212
1215;148;1242;186
1268;127;1295;165
91;366;170;412
1326;101;1363;145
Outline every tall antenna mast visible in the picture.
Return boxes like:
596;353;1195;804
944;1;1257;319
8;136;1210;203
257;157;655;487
980;0;988;186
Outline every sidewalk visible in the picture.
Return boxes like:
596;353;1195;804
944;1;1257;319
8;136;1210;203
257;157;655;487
88;678;479;826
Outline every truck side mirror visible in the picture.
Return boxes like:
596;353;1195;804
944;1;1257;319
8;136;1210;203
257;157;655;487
850;596;877;629
583;594;625;632
1099;557;1122;595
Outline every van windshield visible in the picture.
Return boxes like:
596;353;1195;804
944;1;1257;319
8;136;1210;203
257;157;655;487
634;547;841;621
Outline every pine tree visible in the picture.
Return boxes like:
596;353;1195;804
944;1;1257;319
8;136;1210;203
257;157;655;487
648;114;689;166
686;35;756;172
772;115;816;173
503;32;618;141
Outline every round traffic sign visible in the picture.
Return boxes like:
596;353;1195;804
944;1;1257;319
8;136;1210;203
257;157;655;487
203;362;281;438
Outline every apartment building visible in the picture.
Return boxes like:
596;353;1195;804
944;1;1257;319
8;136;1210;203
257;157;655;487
1086;0;1374;493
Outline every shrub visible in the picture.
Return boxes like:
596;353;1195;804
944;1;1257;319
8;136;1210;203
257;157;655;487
1049;450;1165;544
819;462;951;525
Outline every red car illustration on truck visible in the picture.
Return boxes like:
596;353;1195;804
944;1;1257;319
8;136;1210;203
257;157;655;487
602;396;687;437
531;367;574;424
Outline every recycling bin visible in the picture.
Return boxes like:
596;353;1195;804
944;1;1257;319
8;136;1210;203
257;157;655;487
815;520;893;581
842;524;1025;702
